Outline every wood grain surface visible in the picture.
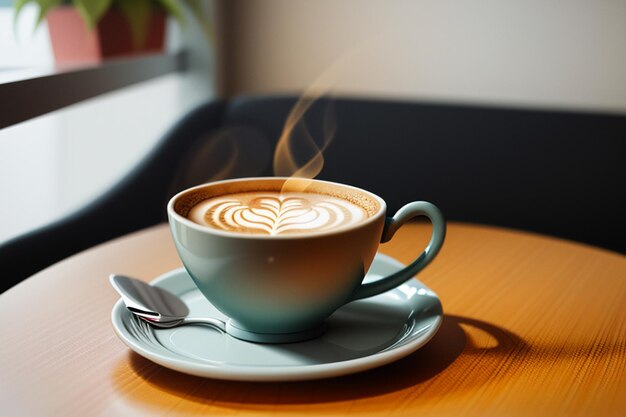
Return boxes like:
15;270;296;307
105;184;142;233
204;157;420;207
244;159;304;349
0;222;624;417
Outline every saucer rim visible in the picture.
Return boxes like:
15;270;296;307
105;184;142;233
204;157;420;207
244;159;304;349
111;253;443;381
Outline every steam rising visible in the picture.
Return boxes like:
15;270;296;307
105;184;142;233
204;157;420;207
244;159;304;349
167;127;271;200
273;95;336;183
169;48;356;198
273;59;347;192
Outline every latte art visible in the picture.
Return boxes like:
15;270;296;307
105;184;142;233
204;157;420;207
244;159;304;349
188;192;368;235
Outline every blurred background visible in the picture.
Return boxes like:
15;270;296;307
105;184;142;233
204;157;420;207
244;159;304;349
1;0;625;244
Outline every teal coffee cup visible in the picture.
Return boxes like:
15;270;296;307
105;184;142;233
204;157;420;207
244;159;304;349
167;177;446;343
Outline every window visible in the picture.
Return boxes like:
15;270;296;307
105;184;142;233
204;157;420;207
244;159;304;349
0;1;215;242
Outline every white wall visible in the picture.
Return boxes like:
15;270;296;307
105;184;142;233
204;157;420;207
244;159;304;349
223;0;626;113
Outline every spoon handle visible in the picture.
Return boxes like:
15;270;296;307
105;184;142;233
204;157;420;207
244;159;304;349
181;317;227;332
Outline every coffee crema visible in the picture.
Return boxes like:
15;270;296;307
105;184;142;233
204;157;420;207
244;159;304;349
187;191;369;235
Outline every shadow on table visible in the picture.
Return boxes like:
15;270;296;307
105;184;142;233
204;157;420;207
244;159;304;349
119;314;529;409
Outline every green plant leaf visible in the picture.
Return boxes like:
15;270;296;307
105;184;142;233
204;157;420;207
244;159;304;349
116;0;151;48
13;0;31;25
34;0;64;26
183;0;213;44
73;0;112;28
155;0;184;25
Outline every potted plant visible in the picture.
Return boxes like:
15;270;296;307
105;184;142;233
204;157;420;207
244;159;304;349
14;0;208;63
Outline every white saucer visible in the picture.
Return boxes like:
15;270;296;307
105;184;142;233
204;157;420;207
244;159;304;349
111;253;443;381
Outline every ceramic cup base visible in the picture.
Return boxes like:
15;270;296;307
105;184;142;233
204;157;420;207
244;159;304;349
226;320;327;344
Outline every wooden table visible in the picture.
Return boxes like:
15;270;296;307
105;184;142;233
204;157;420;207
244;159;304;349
1;222;624;416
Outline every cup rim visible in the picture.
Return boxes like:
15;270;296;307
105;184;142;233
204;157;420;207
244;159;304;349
167;177;387;240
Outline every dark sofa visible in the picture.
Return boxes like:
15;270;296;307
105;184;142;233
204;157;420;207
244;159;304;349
1;95;624;292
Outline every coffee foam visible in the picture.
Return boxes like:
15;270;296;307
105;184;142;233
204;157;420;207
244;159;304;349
174;179;381;236
189;192;368;235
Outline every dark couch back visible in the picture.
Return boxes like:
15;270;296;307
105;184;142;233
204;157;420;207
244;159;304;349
1;95;624;292
222;96;625;253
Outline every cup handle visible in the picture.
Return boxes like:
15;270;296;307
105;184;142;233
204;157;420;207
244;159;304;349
351;201;446;301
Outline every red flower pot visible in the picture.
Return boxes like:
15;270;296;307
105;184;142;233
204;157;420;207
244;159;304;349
47;7;166;64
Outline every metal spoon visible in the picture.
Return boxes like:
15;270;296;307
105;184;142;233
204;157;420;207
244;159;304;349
109;274;226;332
